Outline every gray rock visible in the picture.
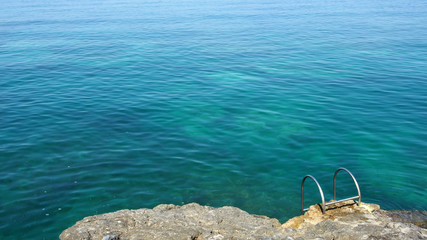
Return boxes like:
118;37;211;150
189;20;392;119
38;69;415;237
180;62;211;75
60;203;291;240
381;209;427;228
102;235;120;240
282;200;427;240
60;202;427;240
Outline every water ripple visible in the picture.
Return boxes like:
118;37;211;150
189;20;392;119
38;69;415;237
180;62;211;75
1;0;427;239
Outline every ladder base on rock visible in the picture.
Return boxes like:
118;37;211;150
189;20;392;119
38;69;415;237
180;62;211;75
301;168;361;215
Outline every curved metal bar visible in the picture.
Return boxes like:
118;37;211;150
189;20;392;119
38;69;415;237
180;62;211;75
333;168;361;205
301;175;325;215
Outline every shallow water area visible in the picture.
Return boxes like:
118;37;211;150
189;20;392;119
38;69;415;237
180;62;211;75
0;0;426;239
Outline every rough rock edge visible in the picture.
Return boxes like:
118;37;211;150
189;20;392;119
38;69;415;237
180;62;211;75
60;201;427;240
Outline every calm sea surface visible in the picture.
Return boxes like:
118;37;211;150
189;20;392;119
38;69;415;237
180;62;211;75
1;0;426;238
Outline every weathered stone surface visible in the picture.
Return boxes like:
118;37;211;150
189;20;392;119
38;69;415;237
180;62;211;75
60;201;427;240
60;203;293;240
282;200;427;239
382;209;427;229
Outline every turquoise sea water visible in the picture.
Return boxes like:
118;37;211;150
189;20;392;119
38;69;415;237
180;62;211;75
1;0;426;238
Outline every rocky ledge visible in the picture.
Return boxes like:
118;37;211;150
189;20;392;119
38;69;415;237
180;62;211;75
60;201;426;240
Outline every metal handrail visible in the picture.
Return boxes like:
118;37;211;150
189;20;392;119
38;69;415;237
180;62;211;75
300;168;362;215
301;175;325;215
333;167;361;205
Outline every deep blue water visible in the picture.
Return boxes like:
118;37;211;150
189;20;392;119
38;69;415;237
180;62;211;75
1;0;427;239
